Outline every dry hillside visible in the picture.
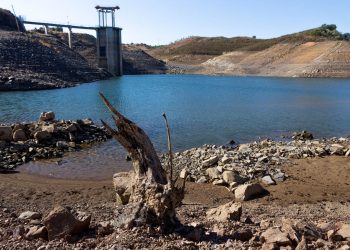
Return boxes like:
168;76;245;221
148;25;350;77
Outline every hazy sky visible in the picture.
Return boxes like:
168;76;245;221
2;0;350;45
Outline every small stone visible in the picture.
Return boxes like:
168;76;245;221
261;175;276;185
206;201;242;222
25;226;48;240
56;141;70;149
19;211;42;220
235;183;266;201
206;167;220;180
97;221;114;236
273;172;286;183
202;156;219;167
261;227;291;246
223;171;245;184
179;168;188;179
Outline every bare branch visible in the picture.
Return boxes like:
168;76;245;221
162;112;174;187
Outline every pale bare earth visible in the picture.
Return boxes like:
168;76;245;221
154;41;350;78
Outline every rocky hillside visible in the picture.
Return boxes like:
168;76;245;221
0;9;112;90
148;25;350;77
0;31;112;90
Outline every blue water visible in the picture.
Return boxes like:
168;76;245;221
1;75;350;151
1;75;350;178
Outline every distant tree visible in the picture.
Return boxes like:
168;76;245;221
252;36;256;39
343;33;350;41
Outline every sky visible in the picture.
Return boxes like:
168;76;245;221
2;0;350;45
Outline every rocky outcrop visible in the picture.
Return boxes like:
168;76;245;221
0;112;111;170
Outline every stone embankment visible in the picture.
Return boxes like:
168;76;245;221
161;131;350;196
0;112;110;170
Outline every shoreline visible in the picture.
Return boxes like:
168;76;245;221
3;72;350;92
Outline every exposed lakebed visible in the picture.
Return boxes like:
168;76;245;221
1;75;350;178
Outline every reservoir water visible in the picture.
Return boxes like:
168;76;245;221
1;75;350;178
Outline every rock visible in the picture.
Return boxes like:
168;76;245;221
13;129;27;141
41;124;57;133
261;176;276;185
0;140;6;149
206;167;220;180
233;228;254;241
222;171;245;184
97;221;114;236
179;168;188;179
273;172;286;183
235;183;266;201
66;124;77;133
261;243;278;250
206;201;242;222
39;111;55;122
25;226;48;240
13;225;25;237
221;155;232;164
113;172;132;205
292;131;313;141
212;179;225;186
0;126;12;141
196;176;208;183
34;131;51;141
295;236;307;250
202;156;219;167
334;223;350;241
56;141;70;149
261;227;291;246
239;144;252;154
43;206;91;240
19;211;42;220
329;144;345;155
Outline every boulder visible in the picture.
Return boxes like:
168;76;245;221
39;111;55;122
34;131;52;141
202;156;219;167
222;171;245;184
19;211;42;220
113;172;132;205
235;183;266;201
221;155;232;164
206;201;242;222
25;226;48;240
43;206;91;240
0;126;12;141
13;129;27;141
261;227;291;246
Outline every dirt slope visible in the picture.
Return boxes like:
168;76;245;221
199;41;350;77
148;26;350;77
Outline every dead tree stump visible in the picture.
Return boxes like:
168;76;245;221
100;93;185;229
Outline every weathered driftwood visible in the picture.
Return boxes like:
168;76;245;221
100;93;185;228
